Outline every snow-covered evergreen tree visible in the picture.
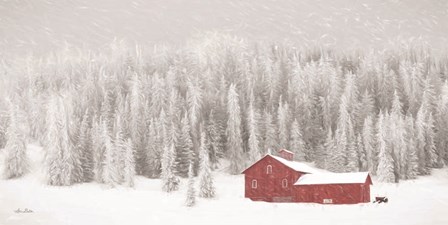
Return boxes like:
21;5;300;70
103;118;122;187
177;113;194;177
357;134;367;171
0;113;7;149
326;65;343;130
402;62;425;115
2;103;29;179
415;105;427;175
185;163;196;207
43;95;76;186
161;123;180;192
123;138;136;187
341;73;359;121
377;68;394;111
226;84;244;175
153;109;170;178
345;119;358;172
263;110;277;153
198;129;216;198
149;73;167;119
415;90;437;175
247;96;261;162
130;74;148;175
77;109;93;182
70;119;84;184
390;91;406;181
435;81;448;167
362;116;376;174
424;113;437;168
376;112;395;183
187;78;203;154
357;90;375;130
320;96;333;132
187;79;203;132
290;119;306;161
319;129;333;169
100;89;115;131
206;110;224;168
92;115;105;183
277;99;290;149
146;118;160;178
331;95;351;172
404;115;418;179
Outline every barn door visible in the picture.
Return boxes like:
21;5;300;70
266;178;278;198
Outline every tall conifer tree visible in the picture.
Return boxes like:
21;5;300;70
226;84;244;174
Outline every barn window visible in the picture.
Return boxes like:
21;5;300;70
267;165;272;174
251;180;257;189
282;179;288;188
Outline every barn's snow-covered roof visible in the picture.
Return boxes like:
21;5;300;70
269;155;317;174
294;172;370;185
241;154;318;174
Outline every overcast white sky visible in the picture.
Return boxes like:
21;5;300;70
1;0;447;57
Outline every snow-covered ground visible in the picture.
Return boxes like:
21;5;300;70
1;145;448;225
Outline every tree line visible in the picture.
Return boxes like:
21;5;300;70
1;35;447;187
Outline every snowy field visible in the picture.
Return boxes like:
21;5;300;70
1;145;448;225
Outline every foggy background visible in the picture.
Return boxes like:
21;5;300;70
1;0;448;57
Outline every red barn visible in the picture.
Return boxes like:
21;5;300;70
242;149;372;204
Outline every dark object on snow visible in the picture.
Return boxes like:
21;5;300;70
373;197;388;203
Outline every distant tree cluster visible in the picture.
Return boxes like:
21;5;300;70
0;35;447;184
